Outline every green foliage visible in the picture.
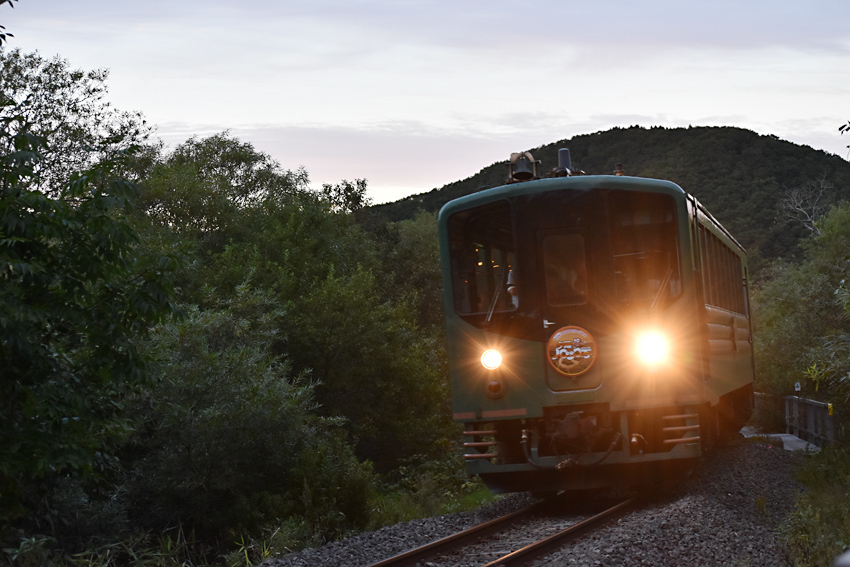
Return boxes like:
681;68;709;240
1;47;465;564
138;132;308;257
372;211;444;329
0;121;176;522
0;0;14;49
2;528;206;566
784;445;850;566
753;203;850;405
294;430;376;542
752;262;837;396
320;178;370;214
286;267;450;471
123;284;375;546
136;133;377;305
0;24;12;49
368;447;492;527
140;133;451;473
0;48;151;194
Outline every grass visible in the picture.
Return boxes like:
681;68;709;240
783;444;850;566
367;474;498;529
443;484;501;514
3;472;497;567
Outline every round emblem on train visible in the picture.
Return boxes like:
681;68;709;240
547;326;597;377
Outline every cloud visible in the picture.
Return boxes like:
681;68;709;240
255;0;850;57
16;0;850;64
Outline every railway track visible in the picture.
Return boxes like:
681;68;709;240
368;495;638;567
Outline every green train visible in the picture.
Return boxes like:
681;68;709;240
438;149;754;494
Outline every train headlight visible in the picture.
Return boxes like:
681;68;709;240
481;349;503;370
635;331;670;366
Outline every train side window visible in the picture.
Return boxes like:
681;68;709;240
709;234;721;306
542;234;588;306
726;251;736;311
448;201;516;315
699;227;710;305
729;247;745;313
699;224;746;314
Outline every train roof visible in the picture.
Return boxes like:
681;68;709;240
437;173;746;254
437;174;686;219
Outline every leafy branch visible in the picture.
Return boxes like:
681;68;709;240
0;0;18;47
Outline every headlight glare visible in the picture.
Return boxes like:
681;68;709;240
481;349;503;370
635;331;670;366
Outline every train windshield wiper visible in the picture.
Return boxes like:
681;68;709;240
650;268;674;311
486;267;508;323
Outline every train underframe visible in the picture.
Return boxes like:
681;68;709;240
462;383;754;494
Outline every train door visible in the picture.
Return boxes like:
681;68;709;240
537;229;590;330
536;228;603;391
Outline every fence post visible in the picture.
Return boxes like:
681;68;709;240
827;403;835;443
785;397;790;435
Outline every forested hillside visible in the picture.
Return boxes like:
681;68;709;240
373;126;850;272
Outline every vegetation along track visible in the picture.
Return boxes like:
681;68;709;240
368;495;638;567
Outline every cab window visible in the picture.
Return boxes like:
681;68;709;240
609;192;681;306
448;201;515;315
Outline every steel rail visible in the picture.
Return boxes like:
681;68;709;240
367;501;545;567
480;497;638;567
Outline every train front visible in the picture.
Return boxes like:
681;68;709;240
438;154;706;494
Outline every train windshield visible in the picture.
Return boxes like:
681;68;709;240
448;201;516;315
609;191;681;306
542;233;588;306
446;190;681;319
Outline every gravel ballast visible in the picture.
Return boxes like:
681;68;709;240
265;437;806;567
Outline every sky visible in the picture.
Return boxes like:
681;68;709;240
2;0;850;204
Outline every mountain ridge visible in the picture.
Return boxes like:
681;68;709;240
370;125;850;267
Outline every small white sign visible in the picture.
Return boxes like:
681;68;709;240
795;381;801;392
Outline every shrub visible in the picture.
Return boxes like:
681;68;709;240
122;284;376;550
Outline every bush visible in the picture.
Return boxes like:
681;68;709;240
753;204;850;408
122;283;376;551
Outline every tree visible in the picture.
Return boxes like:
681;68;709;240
1;48;151;195
779;175;833;236
137;132;309;261
320;178;371;213
116;132;449;551
137;133;452;472
124;285;375;545
286;267;450;470
0;119;176;522
374;210;445;328
754;203;850;405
